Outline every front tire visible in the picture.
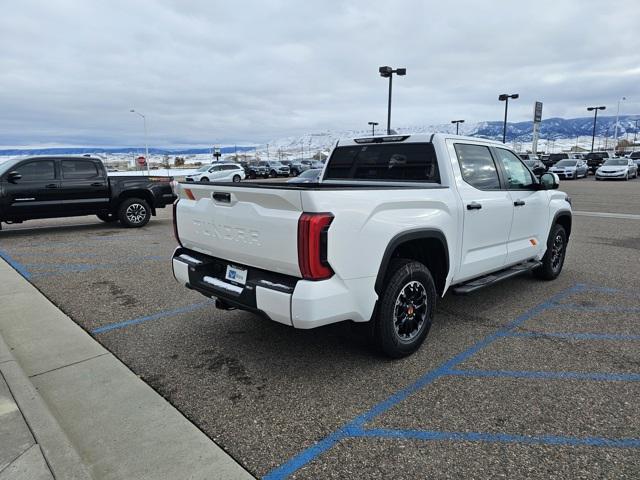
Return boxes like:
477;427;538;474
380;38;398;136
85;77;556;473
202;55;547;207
232;174;241;182
534;224;567;280
200;177;209;182
118;198;151;228
374;259;436;358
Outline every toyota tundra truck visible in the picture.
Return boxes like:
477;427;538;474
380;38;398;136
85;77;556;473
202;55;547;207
171;134;572;357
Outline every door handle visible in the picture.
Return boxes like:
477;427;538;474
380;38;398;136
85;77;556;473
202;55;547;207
45;183;58;189
466;202;482;210
212;192;231;203
90;182;104;187
514;200;526;207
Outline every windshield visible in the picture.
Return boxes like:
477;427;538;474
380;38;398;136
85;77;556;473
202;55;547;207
0;158;16;176
603;159;627;166
549;154;568;161
300;169;321;178
555;160;577;167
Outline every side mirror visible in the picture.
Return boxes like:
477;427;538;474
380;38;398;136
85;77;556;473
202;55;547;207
540;172;559;190
7;171;22;183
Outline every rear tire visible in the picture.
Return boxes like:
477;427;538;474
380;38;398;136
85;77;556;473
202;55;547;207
374;259;436;358
534;224;567;280
96;213;117;223
118;198;151;228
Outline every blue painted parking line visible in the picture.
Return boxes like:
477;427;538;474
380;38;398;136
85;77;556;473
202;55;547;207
505;331;640;341
91;301;214;334
356;428;640;448
264;284;590;479
0;248;32;280
446;368;640;382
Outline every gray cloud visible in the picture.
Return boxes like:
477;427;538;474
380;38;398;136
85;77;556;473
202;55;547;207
1;0;638;147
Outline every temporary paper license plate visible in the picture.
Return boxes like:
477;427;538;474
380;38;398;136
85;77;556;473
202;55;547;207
225;265;247;285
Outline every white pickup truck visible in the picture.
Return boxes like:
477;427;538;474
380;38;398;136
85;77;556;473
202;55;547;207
172;134;572;357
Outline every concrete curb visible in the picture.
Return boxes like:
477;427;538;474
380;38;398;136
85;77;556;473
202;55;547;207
0;336;92;479
0;258;254;480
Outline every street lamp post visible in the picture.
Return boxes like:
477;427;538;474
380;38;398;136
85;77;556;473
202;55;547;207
613;96;626;145
368;121;379;136
379;66;406;135
498;94;519;143
451;119;465;135
130;109;149;174
635;119;639;144
587;106;606;152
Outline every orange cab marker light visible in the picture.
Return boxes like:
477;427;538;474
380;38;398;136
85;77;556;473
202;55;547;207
530;239;538;246
184;189;195;200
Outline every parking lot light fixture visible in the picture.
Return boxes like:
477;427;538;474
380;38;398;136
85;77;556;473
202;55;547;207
613;96;626;143
587;106;606;152
368;121;379;136
130;109;149;174
451;119;465;135
498;94;519;143
379;66;407;135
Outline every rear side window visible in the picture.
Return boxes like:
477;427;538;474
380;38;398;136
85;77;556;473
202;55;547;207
62;160;100;179
15;160;56;181
454;144;500;190
325;143;439;182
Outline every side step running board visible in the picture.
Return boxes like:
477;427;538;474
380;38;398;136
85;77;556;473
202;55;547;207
452;260;542;295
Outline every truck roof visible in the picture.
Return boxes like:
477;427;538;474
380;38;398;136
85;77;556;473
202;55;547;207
339;133;505;147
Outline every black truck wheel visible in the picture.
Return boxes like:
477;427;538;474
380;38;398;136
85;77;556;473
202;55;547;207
374;259;436;358
118;198;151;228
534;224;567;280
96;213;117;223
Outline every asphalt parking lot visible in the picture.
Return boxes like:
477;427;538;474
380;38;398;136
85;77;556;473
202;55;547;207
1;176;639;479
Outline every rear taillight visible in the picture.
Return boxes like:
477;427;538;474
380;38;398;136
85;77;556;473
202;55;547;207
298;212;334;280
172;200;182;247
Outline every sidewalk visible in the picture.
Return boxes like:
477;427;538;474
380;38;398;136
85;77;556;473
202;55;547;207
0;258;253;479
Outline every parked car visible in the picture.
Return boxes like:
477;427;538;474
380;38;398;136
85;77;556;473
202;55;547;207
519;154;540;162
585;151;611;174
548;159;588;179
523;159;546;177
286;169;322;183
0;156;176;229
171;134;571;358
184;163;245;183
539;154;552;168
280;160;309;176
258;161;290;178
240;161;267;179
595;158;639;180
628;151;640;171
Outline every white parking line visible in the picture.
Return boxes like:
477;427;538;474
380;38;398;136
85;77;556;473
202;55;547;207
574;211;640;220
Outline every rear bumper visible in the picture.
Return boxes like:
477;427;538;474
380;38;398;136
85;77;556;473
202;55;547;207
172;247;371;329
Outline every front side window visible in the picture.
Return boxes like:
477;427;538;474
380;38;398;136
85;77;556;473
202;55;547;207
62;160;100;179
495;148;535;189
15;160;56;181
454;144;500;190
325;143;439;182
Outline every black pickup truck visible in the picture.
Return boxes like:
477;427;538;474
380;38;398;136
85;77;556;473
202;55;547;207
0;156;176;229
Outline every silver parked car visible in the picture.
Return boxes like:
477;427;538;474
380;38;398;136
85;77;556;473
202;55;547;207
547;159;588;179
595;158;638;180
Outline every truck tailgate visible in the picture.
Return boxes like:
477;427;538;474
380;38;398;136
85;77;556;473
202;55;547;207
176;183;303;277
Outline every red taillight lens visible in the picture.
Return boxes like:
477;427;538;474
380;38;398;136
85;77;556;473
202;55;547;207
298;212;334;280
172;200;182;247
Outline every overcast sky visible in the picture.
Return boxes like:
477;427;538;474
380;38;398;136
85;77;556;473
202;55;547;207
1;0;639;147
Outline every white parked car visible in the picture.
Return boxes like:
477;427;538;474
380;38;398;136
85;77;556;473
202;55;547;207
172;134;571;358
548;159;588;179
184;163;245;183
595;158;639;180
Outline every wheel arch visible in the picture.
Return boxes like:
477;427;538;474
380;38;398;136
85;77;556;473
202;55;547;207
553;210;572;240
375;229;450;297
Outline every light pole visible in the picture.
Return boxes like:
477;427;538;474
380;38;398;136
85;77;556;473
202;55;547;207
368;121;379;136
379;66;406;134
634;119;639;144
587;106;606;152
498;94;519;143
451;119;465;135
613;96;626;145
130;109;149;174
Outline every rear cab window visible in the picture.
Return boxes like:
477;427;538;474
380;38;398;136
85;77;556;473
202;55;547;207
324;143;440;182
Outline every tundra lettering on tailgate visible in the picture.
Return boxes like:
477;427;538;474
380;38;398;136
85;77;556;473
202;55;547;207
192;219;261;246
